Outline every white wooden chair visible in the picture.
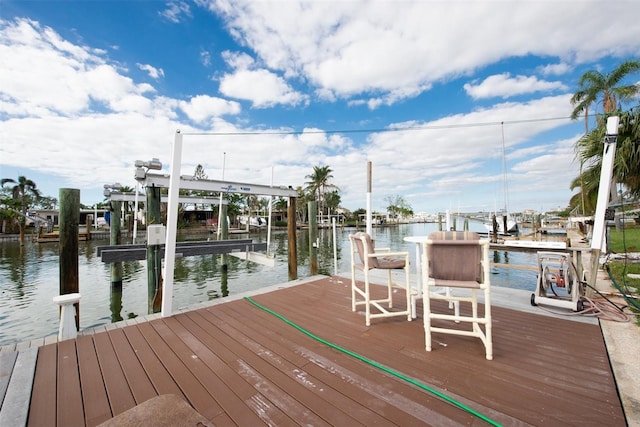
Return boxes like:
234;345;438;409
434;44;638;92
422;231;493;360
349;232;413;326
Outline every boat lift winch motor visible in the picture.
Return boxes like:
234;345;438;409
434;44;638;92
531;251;585;312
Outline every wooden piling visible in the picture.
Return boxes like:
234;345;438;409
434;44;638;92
287;196;297;280
219;203;229;297
85;214;92;241
59;188;80;330
110;200;123;288
146;186;162;313
308;201;318;276
492;215;498;243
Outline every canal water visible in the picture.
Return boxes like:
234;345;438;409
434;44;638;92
0;222;539;346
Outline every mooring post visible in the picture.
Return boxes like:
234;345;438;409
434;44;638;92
288;196;298;280
219;203;229;296
85;214;92;241
146;186;162;313
492;215;498;243
110;200;123;289
308;201;318;276
59;188;80;331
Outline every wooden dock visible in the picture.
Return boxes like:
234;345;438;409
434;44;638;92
1;276;626;426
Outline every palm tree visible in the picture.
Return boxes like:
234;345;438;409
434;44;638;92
570;60;640;214
324;190;341;217
294;186;310;223
1;176;41;245
305;165;338;218
570;108;640;214
570;59;640;127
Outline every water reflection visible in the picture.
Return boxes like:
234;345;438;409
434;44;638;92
0;222;539;346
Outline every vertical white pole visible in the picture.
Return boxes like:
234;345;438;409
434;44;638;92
366;161;373;236
217;152;226;239
267;166;273;255
588;116;619;292
590;116;619;253
132;182;139;244
332;217;337;276
162;130;183;317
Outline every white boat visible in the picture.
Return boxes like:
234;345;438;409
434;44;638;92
484;213;518;235
486;123;518;235
238;215;267;228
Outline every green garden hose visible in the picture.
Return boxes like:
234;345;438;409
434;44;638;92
245;296;502;426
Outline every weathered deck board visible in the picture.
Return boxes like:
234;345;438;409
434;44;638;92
76;335;111;426
0;347;37;427
57;339;84;426
26;276;625;426
27;344;56;427
92;331;137;416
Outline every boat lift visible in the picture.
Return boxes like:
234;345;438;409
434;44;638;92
529;116;622;313
136;130;299;317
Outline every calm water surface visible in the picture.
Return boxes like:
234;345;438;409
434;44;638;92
0;222;538;346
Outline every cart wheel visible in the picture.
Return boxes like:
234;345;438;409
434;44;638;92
530;293;537;306
576;299;584;312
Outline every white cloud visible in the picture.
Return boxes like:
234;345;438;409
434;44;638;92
208;0;640;105
159;1;192;23
354;94;577;211
464;73;568;100
221;50;254;69
218;51;308;107
538;62;572;76
0;19;161;117
137;63;165;79
200;49;212;67
178;95;241;122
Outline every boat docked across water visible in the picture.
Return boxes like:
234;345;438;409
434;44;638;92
484;213;519;235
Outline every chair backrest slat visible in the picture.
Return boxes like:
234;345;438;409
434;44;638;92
351;232;379;269
427;231;482;283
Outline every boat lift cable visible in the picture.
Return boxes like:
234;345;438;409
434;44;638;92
244;296;502;427
180;115;571;137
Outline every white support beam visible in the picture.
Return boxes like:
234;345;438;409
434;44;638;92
590;116;619;253
137;173;298;198
109;192;227;205
587;116;619;293
162;131;183;317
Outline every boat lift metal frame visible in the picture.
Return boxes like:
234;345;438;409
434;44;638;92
136;130;298;318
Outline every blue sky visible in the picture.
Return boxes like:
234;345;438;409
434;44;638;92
1;1;640;215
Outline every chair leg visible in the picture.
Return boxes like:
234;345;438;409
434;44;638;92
364;276;371;327
351;265;357;312
386;270;393;308
484;288;493;360
423;286;432;352
446;287;461;322
405;264;412;321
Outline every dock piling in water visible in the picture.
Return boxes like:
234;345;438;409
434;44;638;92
58;188;80;331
